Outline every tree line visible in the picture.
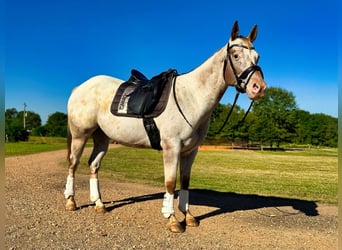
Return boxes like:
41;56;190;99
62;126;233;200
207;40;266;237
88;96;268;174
5;87;337;147
206;87;337;148
5;109;67;142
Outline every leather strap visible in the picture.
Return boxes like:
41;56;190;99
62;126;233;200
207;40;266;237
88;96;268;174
172;75;193;128
143;118;162;150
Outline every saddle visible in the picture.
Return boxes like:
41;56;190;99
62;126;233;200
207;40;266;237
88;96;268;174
111;69;177;118
110;69;178;150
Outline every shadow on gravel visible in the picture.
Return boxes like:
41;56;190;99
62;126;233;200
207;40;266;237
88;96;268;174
189;189;318;221
99;189;318;220
103;192;164;212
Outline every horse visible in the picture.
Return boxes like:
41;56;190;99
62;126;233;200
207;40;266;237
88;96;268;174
64;21;266;233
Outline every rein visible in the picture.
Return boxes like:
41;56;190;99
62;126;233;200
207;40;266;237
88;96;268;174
172;75;193;128
215;92;254;134
216;92;240;134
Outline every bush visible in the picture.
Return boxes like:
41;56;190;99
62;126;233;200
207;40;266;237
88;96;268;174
6;125;29;142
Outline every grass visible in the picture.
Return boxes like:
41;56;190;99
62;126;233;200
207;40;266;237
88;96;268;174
6;139;337;205
189;149;337;204
5;136;96;156
5;136;68;156
78;146;337;205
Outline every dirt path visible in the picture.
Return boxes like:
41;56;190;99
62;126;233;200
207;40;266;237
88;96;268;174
5;148;337;249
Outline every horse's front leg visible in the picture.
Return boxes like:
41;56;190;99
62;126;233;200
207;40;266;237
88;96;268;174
161;142;184;233
179;148;199;227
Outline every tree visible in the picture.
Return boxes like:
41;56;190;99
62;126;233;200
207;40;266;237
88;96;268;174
5;108;18;120
207;103;247;144
294;111;337;147
44;112;68;137
5;108;42;142
220;105;248;143
292;110;311;144
17;111;41;131
5;108;28;141
246;112;274;145
250;87;298;147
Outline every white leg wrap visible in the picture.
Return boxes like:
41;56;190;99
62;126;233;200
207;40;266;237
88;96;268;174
161;192;175;218
64;176;75;199
178;189;189;213
90;178;101;203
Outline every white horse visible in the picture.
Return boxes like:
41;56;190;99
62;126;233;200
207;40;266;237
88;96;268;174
64;21;266;233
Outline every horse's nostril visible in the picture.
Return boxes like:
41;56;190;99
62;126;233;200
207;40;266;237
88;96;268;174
253;83;260;92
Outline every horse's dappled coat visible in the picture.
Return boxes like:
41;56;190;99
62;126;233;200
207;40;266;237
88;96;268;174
64;21;266;233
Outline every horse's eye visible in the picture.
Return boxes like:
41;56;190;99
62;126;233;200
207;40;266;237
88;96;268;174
233;54;239;59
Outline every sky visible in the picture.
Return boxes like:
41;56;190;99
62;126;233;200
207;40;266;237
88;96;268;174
5;0;338;124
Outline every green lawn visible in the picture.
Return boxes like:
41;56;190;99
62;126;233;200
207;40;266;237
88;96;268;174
5;137;68;156
5;136;93;156
81;147;337;204
6;139;337;205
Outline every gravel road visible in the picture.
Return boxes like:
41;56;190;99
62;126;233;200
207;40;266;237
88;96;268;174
5;148;337;249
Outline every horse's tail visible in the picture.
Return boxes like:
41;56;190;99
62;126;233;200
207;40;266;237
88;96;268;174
67;121;72;165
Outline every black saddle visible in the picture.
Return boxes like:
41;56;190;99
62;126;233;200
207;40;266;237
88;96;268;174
111;69;178;118
110;69;178;150
128;69;168;116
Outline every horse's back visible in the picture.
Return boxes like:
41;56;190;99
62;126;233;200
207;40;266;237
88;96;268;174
68;75;124;130
69;75;123;105
70;75;122;96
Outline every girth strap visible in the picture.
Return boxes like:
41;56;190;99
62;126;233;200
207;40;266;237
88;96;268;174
143;118;162;150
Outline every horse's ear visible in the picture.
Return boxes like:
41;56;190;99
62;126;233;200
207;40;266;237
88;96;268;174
247;24;258;43
230;20;239;41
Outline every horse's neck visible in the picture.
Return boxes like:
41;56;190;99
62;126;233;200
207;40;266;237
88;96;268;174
177;45;228;122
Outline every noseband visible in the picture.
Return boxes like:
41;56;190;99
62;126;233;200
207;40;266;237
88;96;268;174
225;43;264;93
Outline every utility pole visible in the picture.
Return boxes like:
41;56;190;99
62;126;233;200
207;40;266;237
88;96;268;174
23;102;27;130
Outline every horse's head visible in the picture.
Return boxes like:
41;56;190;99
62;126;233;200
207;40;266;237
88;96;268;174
224;21;266;100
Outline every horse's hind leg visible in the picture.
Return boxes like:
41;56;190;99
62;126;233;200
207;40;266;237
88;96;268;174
65;136;88;211
88;128;109;213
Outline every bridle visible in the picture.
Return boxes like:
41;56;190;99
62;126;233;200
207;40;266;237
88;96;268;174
216;41;264;134
224;42;264;94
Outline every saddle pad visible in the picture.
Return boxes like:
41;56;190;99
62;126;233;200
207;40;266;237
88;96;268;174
110;75;173;118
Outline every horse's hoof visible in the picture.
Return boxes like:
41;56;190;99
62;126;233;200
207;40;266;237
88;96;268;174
65;196;77;211
95;205;107;213
167;215;184;233
185;211;199;227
